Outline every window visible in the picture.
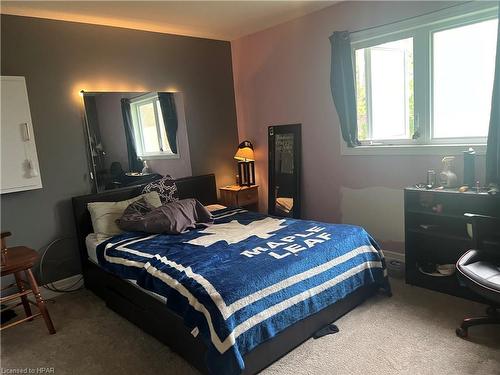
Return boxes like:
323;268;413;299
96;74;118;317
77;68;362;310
352;3;498;148
130;94;174;158
356;38;414;142
432;19;498;139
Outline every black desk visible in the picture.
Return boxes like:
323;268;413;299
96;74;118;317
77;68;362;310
102;172;162;190
404;187;499;302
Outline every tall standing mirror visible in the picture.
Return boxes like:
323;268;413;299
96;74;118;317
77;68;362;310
268;124;301;218
82;92;190;192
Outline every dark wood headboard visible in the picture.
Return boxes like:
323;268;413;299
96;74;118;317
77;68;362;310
72;174;218;268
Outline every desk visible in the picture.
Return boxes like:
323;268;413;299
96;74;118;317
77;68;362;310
404;187;499;302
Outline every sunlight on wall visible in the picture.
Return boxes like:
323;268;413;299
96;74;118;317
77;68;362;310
71;82;179;104
1;7;215;40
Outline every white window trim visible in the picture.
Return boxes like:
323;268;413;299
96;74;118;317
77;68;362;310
341;142;486;156
130;93;179;160
138;153;180;161
344;2;498;155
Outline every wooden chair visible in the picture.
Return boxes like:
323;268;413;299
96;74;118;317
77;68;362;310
1;232;55;334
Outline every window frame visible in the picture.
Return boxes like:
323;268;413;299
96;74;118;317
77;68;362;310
348;2;498;154
353;32;417;146
130;93;178;160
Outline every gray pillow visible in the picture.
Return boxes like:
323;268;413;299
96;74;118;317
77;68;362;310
116;198;213;234
115;198;155;231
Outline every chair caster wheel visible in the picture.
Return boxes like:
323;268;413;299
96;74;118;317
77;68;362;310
456;327;468;338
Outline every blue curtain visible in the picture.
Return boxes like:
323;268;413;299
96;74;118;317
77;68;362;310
329;31;360;147
121;98;143;172
158;93;178;154
486;6;500;185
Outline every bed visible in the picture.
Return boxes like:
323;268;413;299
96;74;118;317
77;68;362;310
72;174;390;374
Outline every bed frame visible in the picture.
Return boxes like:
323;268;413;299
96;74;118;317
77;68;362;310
72;173;379;374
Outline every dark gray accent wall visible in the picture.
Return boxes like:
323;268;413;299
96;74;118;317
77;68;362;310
1;15;239;282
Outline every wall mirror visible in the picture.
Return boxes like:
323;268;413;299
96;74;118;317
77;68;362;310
82;91;190;192
268;124;301;218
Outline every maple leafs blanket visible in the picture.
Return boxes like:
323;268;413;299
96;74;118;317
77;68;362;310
96;207;390;375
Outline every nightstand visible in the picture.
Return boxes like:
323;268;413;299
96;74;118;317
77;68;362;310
219;185;259;211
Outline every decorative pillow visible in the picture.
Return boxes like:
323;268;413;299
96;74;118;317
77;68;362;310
117;198;213;234
142;175;179;204
87;191;162;238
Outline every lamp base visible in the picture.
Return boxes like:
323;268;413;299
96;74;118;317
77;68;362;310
238;161;255;186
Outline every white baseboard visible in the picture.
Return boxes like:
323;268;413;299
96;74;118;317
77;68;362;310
41;274;84;300
383;250;405;263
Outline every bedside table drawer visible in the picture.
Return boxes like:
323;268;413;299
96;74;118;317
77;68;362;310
219;185;259;209
238;188;258;206
220;191;238;207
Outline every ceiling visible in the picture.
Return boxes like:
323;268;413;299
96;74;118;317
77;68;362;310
0;1;336;41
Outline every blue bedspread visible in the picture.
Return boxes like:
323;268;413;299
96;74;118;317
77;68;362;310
96;208;390;374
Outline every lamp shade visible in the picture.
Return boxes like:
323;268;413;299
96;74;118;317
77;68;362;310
234;140;255;161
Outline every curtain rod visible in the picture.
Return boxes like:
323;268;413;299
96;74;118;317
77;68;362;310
349;1;478;35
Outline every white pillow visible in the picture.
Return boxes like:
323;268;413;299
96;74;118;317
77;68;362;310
88;191;162;238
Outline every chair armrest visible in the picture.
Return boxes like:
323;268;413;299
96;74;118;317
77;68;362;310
457;249;479;268
457;248;500;269
464;213;500;248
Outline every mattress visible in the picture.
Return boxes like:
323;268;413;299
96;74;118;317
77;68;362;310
85;233;166;302
85;233;106;264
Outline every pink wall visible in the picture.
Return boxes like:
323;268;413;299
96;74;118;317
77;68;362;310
232;1;486;249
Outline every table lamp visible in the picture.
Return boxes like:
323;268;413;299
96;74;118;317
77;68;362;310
234;141;255;186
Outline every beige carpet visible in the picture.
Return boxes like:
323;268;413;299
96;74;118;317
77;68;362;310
1;278;499;375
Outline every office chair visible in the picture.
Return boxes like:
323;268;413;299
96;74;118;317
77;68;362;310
456;213;500;338
104;161;125;190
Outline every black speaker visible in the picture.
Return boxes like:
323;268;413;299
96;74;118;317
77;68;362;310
463;148;475;187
